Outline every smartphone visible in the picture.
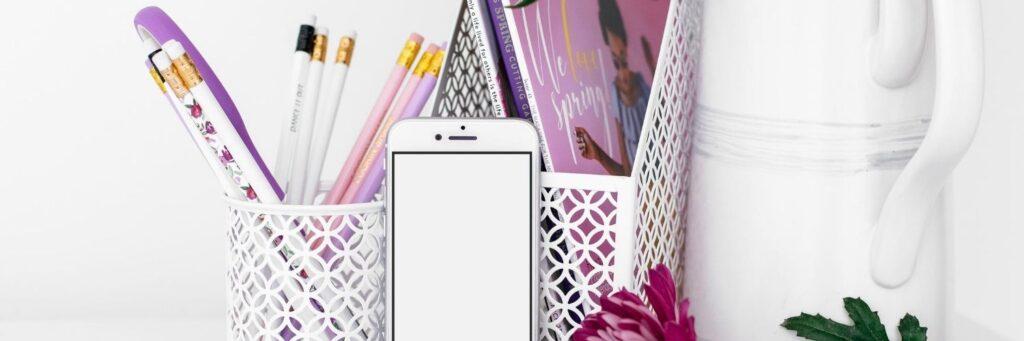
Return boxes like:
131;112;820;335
386;118;540;340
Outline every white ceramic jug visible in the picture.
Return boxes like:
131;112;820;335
685;0;983;339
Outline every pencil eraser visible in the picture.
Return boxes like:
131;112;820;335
150;52;172;69
424;44;440;54
408;33;424;44
315;26;328;36
439;42;449;51
162;39;186;58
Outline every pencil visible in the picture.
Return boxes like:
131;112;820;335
286;26;329;204
341;43;441;203
345;43;447;204
302;31;357;204
161;40;281;203
143;39;239;199
274;17;316;196
324;33;423;204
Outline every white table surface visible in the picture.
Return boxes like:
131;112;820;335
0;313;1014;340
0;318;224;341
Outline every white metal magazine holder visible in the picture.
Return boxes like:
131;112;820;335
433;0;702;339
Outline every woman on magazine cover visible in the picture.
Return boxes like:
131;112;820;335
575;0;652;176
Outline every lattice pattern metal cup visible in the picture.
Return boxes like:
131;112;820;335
226;199;386;341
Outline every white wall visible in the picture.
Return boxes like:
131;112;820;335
0;0;1020;339
949;0;1024;339
0;0;460;322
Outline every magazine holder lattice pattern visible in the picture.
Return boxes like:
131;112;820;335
433;0;702;339
227;199;386;340
432;1;499;118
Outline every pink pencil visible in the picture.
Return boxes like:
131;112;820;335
324;33;423;204
340;43;440;203
344;43;447;204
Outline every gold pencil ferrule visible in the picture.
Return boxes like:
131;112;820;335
412;50;436;77
396;40;422;68
427;51;446;76
149;68;167;93
171;53;203;89
159;66;189;99
311;34;328;62
335;36;355;65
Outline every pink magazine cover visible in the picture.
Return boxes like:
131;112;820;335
504;0;670;175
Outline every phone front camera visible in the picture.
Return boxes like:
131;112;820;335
460;125;466;130
435;134;442;140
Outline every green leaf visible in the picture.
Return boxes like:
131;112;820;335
897;314;928;341
781;313;857;341
844;297;889;341
783;297;930;341
507;0;538;8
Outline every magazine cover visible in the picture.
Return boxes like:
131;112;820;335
504;0;670;175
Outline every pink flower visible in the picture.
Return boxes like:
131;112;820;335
190;103;202;118
220;148;234;163
572;264;696;341
245;187;257;200
204;122;216;134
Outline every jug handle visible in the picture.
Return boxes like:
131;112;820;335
872;0;927;88
870;0;985;288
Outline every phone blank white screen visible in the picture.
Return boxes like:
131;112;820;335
391;152;532;340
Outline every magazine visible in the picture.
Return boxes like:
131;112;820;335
503;0;669;175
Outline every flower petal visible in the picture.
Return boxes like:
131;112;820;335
644;265;679;324
644;282;676;324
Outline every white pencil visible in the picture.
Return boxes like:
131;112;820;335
302;31;357;204
162;40;281;203
286;26;328;204
274;16;316;196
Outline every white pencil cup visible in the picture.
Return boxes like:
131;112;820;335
433;0;702;339
225;198;386;340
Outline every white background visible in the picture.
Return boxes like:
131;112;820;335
0;0;1020;339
